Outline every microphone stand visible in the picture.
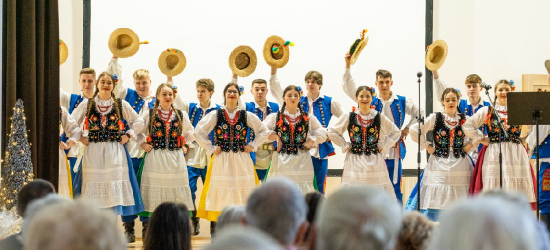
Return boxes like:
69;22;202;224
484;87;508;188
416;72;424;211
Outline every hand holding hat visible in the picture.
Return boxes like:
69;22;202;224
425;40;448;71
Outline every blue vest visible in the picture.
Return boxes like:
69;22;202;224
301;95;334;158
124;88;155;131
458;99;491;117
246;101;280;164
371;95;407;159
533;134;550;159
189;102;221;145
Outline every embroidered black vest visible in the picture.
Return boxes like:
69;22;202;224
433;113;467;158
214;109;248;153
149;109;184;150
485;107;521;144
348;112;380;156
276;112;309;155
87;99;123;143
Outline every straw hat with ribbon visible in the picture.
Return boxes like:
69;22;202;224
545;60;550;74
425;40;448;71
263;35;294;68
108;28;148;58
59;39;69;65
229;45;257;77
158;48;187;77
349;29;369;65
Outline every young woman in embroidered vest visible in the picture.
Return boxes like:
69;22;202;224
194;82;270;227
136;83;195;218
263;85;327;194
406;88;474;221
59;107;81;198
71;72;145;216
328;86;400;199
464;80;536;208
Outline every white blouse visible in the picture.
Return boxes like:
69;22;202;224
263;110;328;145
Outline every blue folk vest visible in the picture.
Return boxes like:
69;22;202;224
301;95;334;158
371;95;407;159
189;102;221;145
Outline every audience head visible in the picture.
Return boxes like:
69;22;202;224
316;186;402;250
16;179;55;217
305;191;324;225
245;177;308;246
206;225;282;250
217;205;246;231
430;195;538;250
25;198;125;250
144;202;191;250
22;194;72;238
396;211;437;250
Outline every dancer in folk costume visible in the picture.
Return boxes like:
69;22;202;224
136;83;194;216
71;72;145;217
263;85;327;194
168;76;221;235
406;88;474;221
107;57;156;241
194;82;270;231
328;86;400;200
528;74;550;230
59;68;96;178
270;67;344;194
232;75;279;182
463;80;536;208
59;107;81;198
431;70;491;162
342;55;420;203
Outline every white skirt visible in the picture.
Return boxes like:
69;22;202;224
205;151;258;211
81;142;135;208
420;154;473;209
186;141;209;169
340;152;396;201
58;148;71;198
140;148;194;212
268;151;316;194
481;142;535;202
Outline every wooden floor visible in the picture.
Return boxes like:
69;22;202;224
122;176;419;248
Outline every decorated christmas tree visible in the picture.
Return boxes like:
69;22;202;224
0;99;34;211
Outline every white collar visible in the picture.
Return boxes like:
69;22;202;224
198;101;217;110
379;92;398;102
355;109;378;119
466;97;485;108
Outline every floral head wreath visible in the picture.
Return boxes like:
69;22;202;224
510;80;516;91
296;86;304;97
112;74;119;83
238;85;244;96
455;88;462;99
369;86;377;97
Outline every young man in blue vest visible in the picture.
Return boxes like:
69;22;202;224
60;68;96;178
343;55;420;203
169;76;220;235
528;74;550;231
231;74;279;181
107;56;155;242
432;70;491;162
270;67;344;194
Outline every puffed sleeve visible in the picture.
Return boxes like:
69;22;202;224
135;109;151;145
463;106;489;142
246;111;270;150
263;113;278;138
404;98;421;128
70;98;89;127
307;115;328;144
410;113;437;150
378;113;401;153
180;110;195;144
121;100;144;138
328;112;351;152
61;107;81;142
60;88;71;110
194;111;218;155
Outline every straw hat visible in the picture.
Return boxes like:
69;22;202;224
108;28;148;58
59;39;68;65
229;45;257;77
545;60;550;74
425;40;448;71
158;48;186;77
349;29;369;65
263;35;293;68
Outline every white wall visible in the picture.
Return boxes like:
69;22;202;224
59;0;83;94
59;0;428;170
433;0;550;110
